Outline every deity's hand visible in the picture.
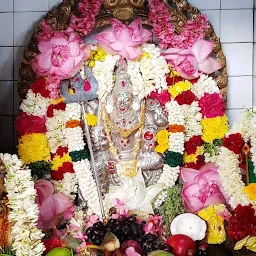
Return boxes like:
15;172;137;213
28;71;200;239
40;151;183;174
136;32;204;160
91;126;109;151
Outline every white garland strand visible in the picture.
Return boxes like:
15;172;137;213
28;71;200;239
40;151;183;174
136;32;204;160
73;159;101;215
154;101;185;208
1;153;45;256
216;147;251;208
181;101;202;142
192;74;220;99
92;54;120;101
52;172;78;200
46;109;67;154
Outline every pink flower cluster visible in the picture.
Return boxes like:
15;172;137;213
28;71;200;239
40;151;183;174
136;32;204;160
148;0;209;49
37;20;54;41
199;93;226;118
46;75;61;100
143;215;163;236
70;0;104;36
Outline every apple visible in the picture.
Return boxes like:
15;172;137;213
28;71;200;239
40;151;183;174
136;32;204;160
166;234;196;256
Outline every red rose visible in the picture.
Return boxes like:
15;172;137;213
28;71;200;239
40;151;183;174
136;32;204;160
157;90;171;105
222;133;245;154
199;93;225;118
30;78;50;98
16;112;46;137
184;136;203;155
175;90;197;105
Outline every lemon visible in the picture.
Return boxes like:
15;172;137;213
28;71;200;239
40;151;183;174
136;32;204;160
46;247;72;256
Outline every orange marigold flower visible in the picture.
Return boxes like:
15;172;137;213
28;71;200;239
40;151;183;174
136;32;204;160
66;120;81;128
168;124;185;133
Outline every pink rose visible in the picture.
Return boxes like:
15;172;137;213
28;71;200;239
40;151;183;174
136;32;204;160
181;163;226;213
31;32;90;79
162;39;221;80
95;18;152;60
199;93;226;118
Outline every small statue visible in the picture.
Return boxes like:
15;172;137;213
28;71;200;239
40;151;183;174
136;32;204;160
82;60;168;194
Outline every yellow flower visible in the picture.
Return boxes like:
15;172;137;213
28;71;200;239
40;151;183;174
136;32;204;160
244;184;256;201
169;69;180;77
168;80;192;98
196;146;204;155
86;114;98;127
50;97;64;105
156;129;169;145
198;204;227;244
155;144;169;154
201;115;228;143
52;153;72;171
18;133;51;164
139;52;151;61
68;88;75;95
183;153;197;163
89;61;95;68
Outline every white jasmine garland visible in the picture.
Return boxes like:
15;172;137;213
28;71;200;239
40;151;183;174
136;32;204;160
92;54;120;101
192;74;220;99
52;172;78;200
65;126;85;152
20;89;50;117
46;109;67;153
65;103;82;120
168;133;184;153
165;101;185;126
181;101;202;141
73;159;101;215
216;147;251;209
1;153;45;256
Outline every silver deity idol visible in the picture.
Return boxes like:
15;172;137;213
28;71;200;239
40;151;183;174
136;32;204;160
83;61;168;194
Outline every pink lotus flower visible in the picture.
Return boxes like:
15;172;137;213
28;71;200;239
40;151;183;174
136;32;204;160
31;32;90;79
35;180;74;230
181;163;226;213
162;39;221;80
95;18;152;60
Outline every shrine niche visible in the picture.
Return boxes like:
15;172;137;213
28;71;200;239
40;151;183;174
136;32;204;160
1;1;256;256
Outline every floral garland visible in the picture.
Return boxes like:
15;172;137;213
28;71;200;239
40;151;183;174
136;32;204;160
216;109;256;209
148;0;209;49
64;102;101;215
92;51;121;101
1;153;45;256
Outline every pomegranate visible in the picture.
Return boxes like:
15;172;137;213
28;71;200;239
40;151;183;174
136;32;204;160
166;234;196;256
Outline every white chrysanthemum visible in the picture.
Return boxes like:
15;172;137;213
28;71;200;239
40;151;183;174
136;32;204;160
192;74;220;99
20;89;50;117
1;153;45;256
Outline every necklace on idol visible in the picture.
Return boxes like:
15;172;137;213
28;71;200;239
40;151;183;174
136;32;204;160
102;101;146;179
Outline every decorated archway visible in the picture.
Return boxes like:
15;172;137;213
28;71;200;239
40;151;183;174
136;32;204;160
2;1;256;256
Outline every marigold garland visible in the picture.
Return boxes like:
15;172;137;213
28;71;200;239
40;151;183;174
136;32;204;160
201;115;229;143
18;133;51;164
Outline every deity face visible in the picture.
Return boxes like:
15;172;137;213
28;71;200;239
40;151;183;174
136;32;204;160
114;92;133;113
